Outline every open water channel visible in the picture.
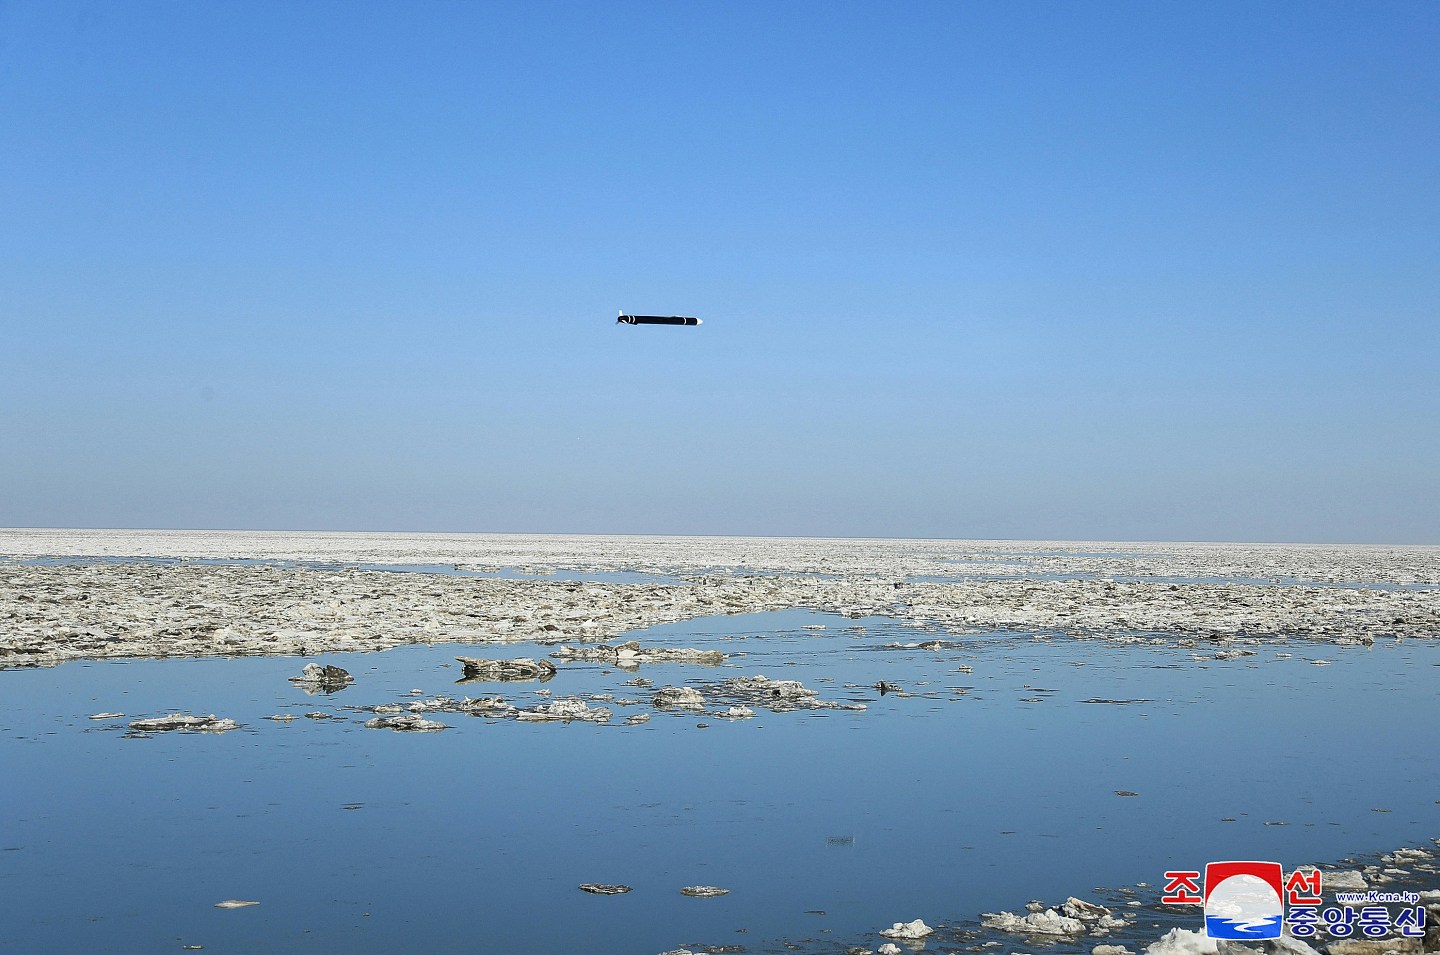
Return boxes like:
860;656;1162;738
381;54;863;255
2;608;1438;954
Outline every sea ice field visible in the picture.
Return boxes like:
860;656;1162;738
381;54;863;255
1;530;1438;955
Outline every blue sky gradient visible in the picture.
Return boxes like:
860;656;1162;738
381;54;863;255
2;1;1436;541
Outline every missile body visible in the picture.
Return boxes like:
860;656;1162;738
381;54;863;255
617;312;702;326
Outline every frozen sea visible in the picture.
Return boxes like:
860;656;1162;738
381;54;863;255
2;532;1439;953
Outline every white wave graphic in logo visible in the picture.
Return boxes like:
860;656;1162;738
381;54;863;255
1205;873;1283;939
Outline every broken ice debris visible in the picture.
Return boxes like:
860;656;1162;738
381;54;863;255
981;908;1086;935
653;686;706;709
1144;928;1217;955
455;656;556;682
579;883;631;895
129;714;239;733
288;663;353;693
1061;897;1126;929
1294;867;1366;890
550;642;726;666
363;714;447;731
721;675;819;705
879;918;934;939
515;697;612;723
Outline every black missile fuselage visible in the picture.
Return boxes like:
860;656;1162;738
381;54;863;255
617;312;702;326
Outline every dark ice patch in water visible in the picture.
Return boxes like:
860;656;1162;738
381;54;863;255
2;612;1439;955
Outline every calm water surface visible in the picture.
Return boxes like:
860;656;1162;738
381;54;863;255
2;611;1438;954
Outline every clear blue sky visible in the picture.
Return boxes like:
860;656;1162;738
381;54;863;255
2;1;1436;543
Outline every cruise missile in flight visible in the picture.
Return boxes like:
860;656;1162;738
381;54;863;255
616;310;702;327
